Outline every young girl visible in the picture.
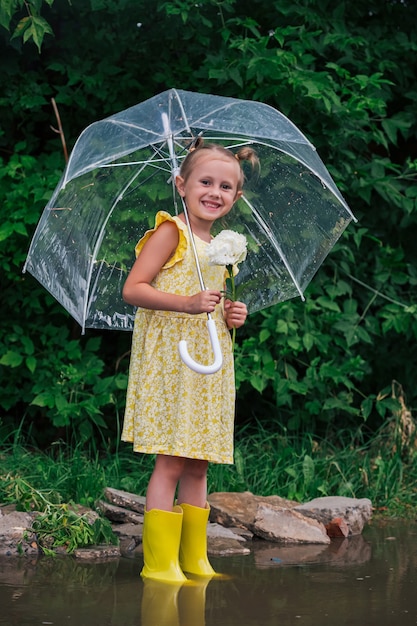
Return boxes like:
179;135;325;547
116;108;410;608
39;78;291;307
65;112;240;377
122;141;258;583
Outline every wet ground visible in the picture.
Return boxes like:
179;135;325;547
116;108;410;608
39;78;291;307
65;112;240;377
1;519;417;626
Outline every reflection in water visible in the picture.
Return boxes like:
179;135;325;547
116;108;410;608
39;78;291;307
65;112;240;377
2;522;417;626
141;578;210;626
253;533;372;568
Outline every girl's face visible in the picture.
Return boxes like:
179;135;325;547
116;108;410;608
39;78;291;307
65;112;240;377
175;154;242;226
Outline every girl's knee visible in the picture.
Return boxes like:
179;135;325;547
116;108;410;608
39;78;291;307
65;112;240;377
154;454;185;480
182;458;208;479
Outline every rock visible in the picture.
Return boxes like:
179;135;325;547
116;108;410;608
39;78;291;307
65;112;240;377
207;522;252;555
74;545;121;560
104;487;146;514
252;504;330;544
0;510;38;556
97;500;144;525
326;517;350;538
112;522;143;541
0;489;373;560
208;491;297;529
207;523;250;542
207;537;251;556
294;496;372;536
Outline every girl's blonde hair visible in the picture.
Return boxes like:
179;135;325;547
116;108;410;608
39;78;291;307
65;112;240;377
179;139;259;191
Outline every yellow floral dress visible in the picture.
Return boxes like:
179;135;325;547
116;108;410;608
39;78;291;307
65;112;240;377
122;211;235;464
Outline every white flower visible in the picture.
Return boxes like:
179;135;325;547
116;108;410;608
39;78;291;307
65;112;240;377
206;230;247;267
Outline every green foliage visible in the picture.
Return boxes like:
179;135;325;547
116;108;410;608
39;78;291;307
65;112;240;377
0;444;118;554
0;0;57;52
31;505;117;555
0;0;417;448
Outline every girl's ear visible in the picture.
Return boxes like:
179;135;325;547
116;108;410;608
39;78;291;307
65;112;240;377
175;175;186;197
234;190;243;202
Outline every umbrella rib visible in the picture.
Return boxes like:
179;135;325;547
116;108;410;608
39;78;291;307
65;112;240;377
241;194;305;301
173;89;193;136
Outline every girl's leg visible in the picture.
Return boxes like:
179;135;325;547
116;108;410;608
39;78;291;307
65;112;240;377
146;454;186;511
177;459;216;577
177;458;209;507
141;454;187;583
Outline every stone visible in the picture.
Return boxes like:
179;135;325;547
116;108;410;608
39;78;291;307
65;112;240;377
104;487;146;514
206;523;248;542
252;504;330;544
97;500;144;525
74;545;121;560
294;496;373;536
0;510;38;556
207;537;251;557
112;522;143;541
0;489;373;559
208;491;297;529
325;517;350;538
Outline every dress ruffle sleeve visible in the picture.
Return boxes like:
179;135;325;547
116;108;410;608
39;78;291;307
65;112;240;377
134;211;188;269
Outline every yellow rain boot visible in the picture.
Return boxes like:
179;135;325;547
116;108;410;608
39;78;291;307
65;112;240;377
141;506;188;584
178;503;216;577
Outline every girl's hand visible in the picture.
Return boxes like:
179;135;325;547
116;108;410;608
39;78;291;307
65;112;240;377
186;289;222;314
224;299;248;329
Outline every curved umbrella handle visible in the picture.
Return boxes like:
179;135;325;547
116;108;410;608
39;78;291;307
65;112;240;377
178;317;223;374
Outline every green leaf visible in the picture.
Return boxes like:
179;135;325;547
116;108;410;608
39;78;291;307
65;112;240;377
31;392;55;408
0;0;17;30
361;396;374;421
302;455;315;486
26;355;37;373
316;297;341;312
302;333;314;351
0;350;23;367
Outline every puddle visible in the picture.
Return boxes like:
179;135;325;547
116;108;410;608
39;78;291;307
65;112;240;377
1;520;417;625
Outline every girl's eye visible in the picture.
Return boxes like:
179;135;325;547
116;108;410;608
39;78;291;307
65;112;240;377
222;184;232;190
201;179;210;185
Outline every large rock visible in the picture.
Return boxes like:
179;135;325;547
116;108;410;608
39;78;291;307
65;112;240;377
208;491;297;529
253;504;330;544
0;510;38;556
294;496;372;536
104;487;146;514
96;500;144;524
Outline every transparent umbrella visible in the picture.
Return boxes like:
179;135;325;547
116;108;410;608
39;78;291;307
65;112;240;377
24;88;356;343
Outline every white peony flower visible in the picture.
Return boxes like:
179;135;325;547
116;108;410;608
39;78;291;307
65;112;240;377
206;230;247;267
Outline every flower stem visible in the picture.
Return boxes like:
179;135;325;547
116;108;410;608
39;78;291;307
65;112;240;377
231;327;236;351
227;265;237;352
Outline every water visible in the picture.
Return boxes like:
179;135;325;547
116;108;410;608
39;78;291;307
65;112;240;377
1;520;416;626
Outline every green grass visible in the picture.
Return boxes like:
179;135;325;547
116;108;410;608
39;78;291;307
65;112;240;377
1;415;417;523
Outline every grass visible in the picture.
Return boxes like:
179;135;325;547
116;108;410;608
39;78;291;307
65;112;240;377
1;413;417;527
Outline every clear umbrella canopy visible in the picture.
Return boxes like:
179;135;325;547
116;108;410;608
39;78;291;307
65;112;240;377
24;89;355;332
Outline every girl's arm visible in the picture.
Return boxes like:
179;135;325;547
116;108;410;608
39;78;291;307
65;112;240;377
122;221;222;314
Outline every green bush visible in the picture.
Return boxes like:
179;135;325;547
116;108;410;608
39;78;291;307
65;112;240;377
0;0;416;448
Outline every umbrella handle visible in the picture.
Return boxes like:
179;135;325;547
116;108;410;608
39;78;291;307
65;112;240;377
178;317;223;374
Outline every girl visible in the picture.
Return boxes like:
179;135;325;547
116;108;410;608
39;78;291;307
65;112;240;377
122;141;258;583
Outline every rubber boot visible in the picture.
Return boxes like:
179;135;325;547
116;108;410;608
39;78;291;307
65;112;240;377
141;506;188;584
178;503;216;577
141;578;182;626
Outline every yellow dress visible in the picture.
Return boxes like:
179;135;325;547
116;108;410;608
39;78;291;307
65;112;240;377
122;211;235;464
